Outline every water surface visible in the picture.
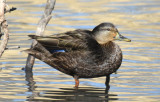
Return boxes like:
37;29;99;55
0;0;160;101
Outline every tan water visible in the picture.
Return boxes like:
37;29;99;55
0;0;160;101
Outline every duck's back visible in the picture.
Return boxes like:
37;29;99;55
29;29;92;52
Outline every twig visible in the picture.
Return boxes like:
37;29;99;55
5;7;17;13
5;46;20;49
25;0;56;71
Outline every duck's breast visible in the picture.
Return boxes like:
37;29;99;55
75;42;122;78
99;43;122;75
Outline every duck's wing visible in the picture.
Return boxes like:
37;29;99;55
29;29;91;52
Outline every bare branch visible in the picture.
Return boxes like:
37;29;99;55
25;0;56;71
0;0;9;57
0;1;5;23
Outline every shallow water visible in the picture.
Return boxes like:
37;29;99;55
0;0;160;102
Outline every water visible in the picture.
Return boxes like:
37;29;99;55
0;0;160;101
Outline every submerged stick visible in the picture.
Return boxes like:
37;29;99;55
25;0;56;71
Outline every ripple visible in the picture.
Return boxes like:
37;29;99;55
0;0;160;102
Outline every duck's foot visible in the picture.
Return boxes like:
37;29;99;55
74;75;79;89
105;74;110;90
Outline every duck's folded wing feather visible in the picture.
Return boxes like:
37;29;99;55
28;29;91;51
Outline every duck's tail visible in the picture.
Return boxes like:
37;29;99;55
23;49;51;63
32;42;51;55
23;47;58;68
23;41;53;64
23;48;71;76
28;35;38;39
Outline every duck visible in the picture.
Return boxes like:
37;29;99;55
24;22;131;89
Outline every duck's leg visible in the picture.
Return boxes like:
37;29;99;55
105;74;110;90
74;75;79;88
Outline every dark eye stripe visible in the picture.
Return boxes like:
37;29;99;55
100;28;113;31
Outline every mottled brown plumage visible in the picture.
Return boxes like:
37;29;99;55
24;22;131;89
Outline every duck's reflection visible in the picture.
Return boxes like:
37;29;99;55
25;71;118;102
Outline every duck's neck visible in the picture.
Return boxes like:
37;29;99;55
95;41;115;62
101;41;115;55
87;37;115;61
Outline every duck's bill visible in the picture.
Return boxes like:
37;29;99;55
114;32;131;42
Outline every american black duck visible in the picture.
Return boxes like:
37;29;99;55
24;22;131;89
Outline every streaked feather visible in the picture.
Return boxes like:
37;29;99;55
29;29;92;51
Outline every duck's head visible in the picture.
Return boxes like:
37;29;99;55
92;23;131;44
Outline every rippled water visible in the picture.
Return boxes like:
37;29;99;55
0;0;160;101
